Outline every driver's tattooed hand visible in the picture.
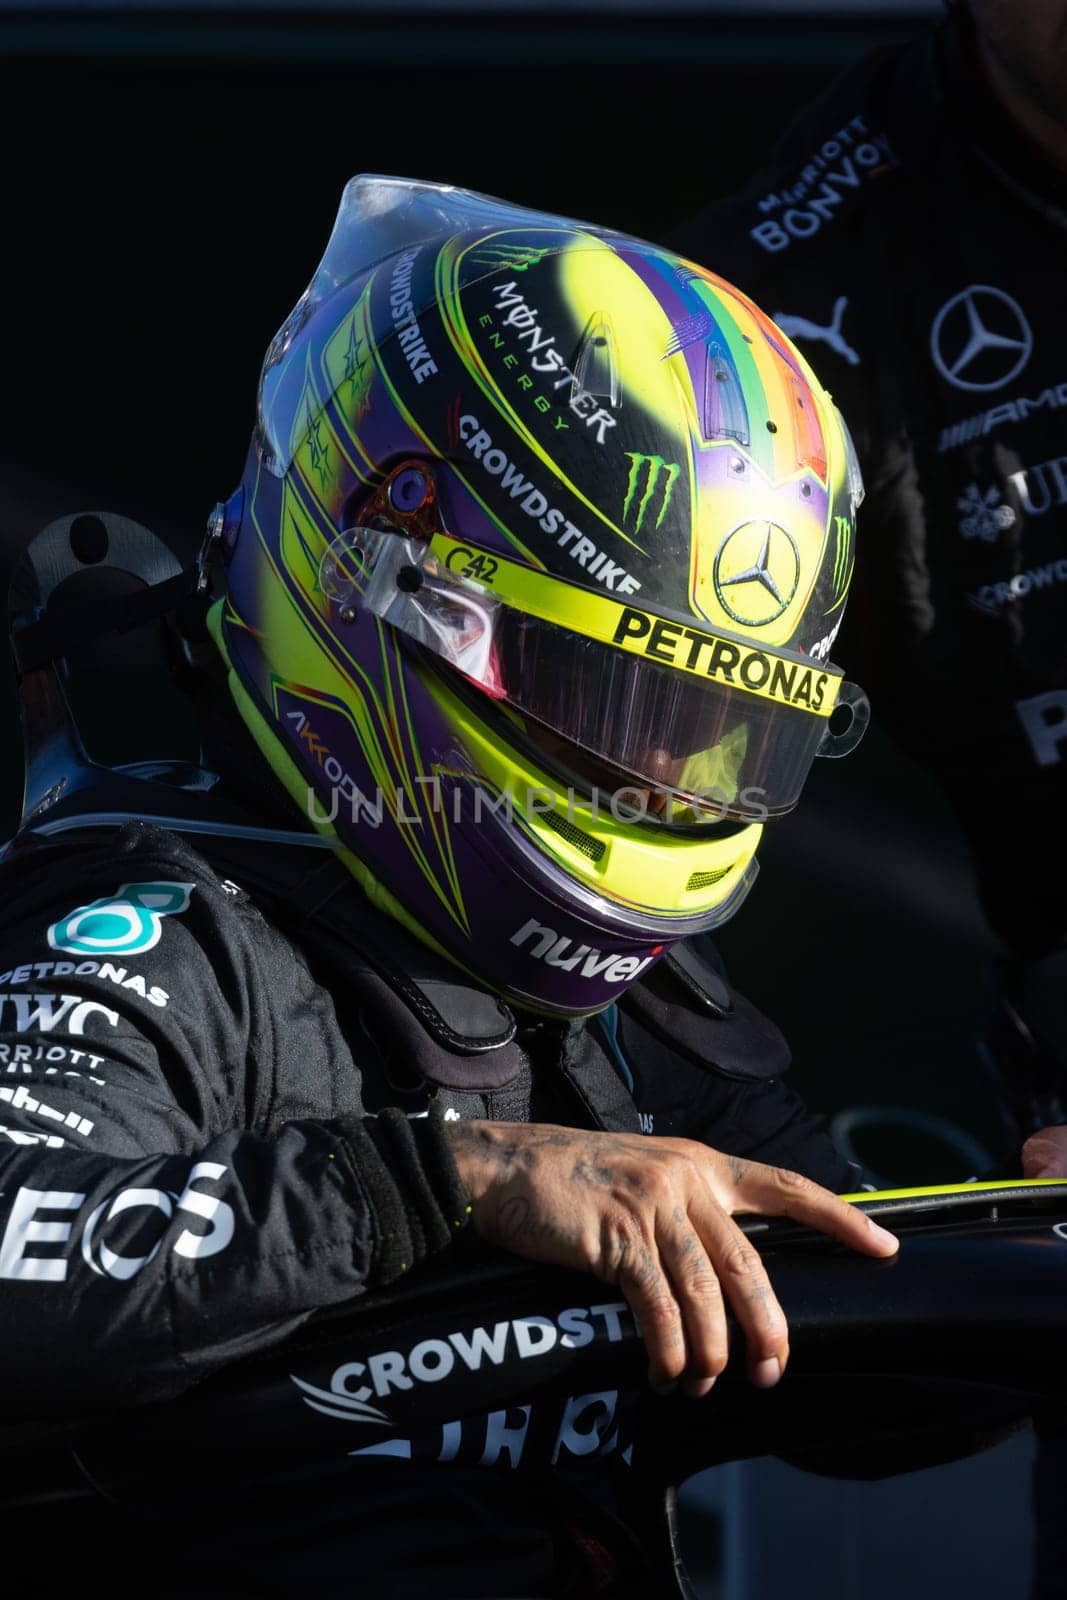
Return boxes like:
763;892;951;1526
447;1121;898;1397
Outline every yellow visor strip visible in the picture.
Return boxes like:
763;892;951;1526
427;532;839;719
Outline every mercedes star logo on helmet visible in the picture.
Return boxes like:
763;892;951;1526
930;286;1033;394
713;521;800;626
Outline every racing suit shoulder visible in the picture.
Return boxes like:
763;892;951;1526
0;820;320;1137
0;821;469;1419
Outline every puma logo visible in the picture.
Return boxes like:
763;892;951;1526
773;296;860;367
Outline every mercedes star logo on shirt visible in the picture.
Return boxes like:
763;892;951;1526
929;285;1033;393
713;521;800;626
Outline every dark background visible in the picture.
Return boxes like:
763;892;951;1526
1;0;1037;1172
3;9;1055;1592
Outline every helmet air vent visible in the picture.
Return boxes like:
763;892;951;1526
571;314;620;409
702;347;750;446
787;373;827;478
685;864;733;892
541;809;607;864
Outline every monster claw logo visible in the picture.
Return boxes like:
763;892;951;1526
469;243;552;274
623;453;680;534
832;514;853;598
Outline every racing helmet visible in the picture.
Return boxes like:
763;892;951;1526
209;175;866;1016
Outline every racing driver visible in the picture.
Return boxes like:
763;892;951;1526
0;176;897;1597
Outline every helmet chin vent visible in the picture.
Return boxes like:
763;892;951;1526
541;808;606;864
685;864;733;892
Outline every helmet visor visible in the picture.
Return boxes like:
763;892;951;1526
321;506;866;824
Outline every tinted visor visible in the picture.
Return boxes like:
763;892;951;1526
322;504;866;823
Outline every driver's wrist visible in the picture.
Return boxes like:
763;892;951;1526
445;1119;526;1208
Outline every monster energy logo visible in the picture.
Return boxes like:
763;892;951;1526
343;316;374;421
470;243;552;273
832;514;853;597
623;454;680;534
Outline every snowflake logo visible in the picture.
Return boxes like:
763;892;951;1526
957;483;1017;543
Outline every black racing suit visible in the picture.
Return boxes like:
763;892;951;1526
669;6;1067;963
0;708;854;1597
669;12;1067;1592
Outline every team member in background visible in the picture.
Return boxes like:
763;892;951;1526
668;3;1067;1591
0;176;894;1597
670;0;1067;1125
